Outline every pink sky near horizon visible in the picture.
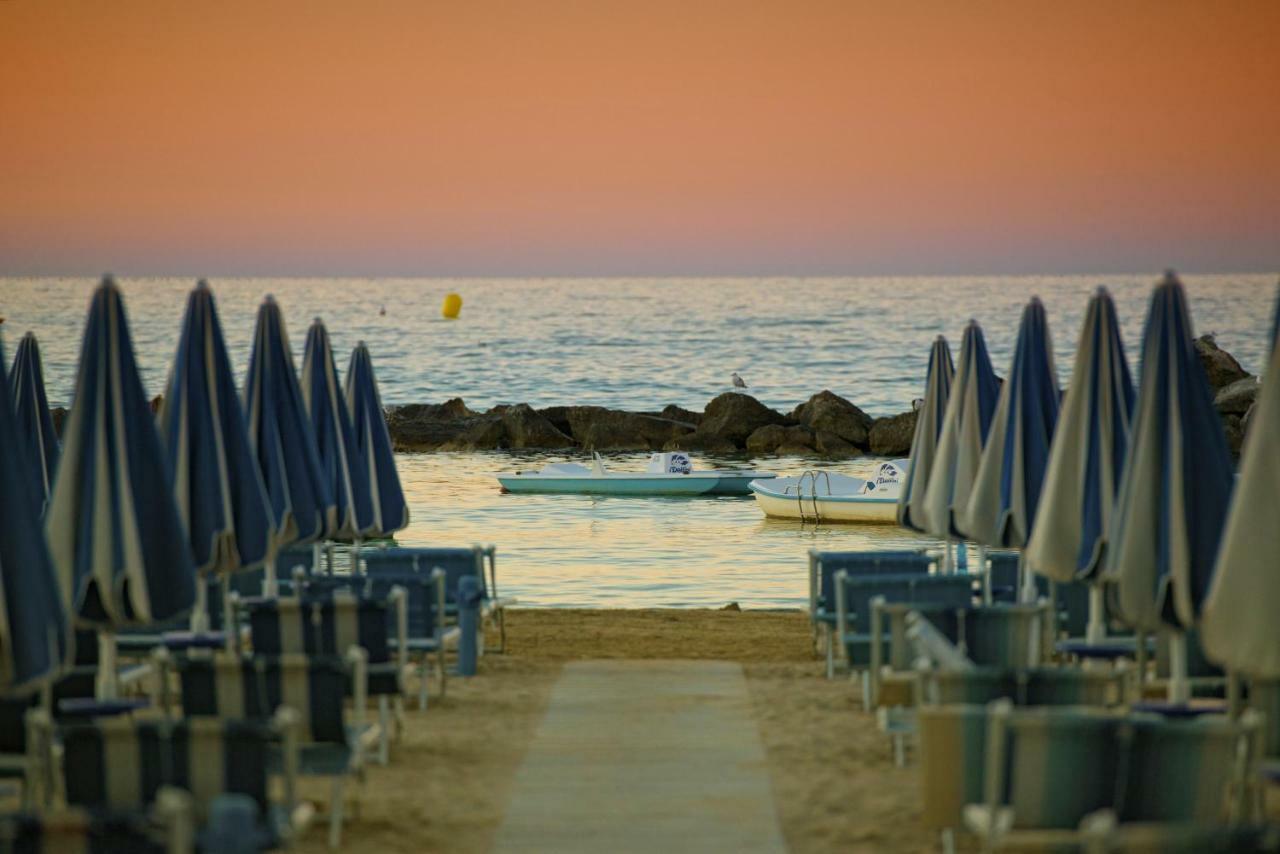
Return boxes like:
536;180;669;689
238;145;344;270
1;1;1278;276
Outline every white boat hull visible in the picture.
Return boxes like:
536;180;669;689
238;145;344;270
498;471;774;496
751;486;899;523
749;461;908;524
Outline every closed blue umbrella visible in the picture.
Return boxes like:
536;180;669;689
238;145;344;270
10;332;60;514
301;319;375;553
45;277;196;697
0;333;71;695
919;321;1001;567
1025;288;1134;640
960;298;1060;550
345;342;409;538
243;296;333;595
158;281;276;630
898;336;954;533
1102;272;1234;702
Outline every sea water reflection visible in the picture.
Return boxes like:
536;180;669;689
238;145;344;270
394;451;933;609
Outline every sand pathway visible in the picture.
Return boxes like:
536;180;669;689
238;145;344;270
492;659;787;853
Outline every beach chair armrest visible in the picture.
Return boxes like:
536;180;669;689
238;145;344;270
439;626;461;650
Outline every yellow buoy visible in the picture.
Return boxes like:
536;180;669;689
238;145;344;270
441;293;463;319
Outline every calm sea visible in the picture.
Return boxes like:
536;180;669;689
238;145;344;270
2;275;1275;607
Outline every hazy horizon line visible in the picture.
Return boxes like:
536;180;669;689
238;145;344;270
3;267;1276;281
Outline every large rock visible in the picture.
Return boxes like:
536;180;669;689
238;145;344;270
1214;377;1260;415
494;404;574;448
697;393;787;445
1196;335;1250;390
789;390;872;449
538;406;694;451
385;399;477;450
869;410;917;456
1221;413;1245;458
814;429;859;457
745;424;815;454
658;404;703;426
440;404;573;451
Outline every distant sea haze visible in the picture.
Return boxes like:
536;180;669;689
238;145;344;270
3;275;1274;414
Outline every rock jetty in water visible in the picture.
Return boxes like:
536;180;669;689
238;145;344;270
380;389;919;458
46;339;1258;459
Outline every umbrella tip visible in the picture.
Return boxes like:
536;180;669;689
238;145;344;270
357;339;365;347
196;278;210;291
263;293;276;304
1161;268;1180;285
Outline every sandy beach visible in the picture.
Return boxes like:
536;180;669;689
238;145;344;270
292;608;942;854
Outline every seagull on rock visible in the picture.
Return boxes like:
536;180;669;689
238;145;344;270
731;372;748;390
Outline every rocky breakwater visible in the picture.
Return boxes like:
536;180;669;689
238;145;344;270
383;389;923;458
1196;334;1260;455
44;340;1256;460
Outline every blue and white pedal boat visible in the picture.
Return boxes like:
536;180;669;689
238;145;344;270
750;460;908;523
497;452;774;496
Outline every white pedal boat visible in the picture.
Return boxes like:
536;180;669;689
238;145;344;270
497;452;775;496
749;460;908;523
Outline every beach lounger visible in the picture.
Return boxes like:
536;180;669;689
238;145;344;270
920;704;995;854
248;585;407;763
1117;712;1255;824
49;709;307;851
966;702;1260;853
0;787;194;853
808;550;934;668
0;695;44;807
361;545;513;653
832;572;973;678
175;651;371;848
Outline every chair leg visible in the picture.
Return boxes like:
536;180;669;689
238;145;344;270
394;696;405;740
940;828;956;854
825;627;835;680
418;660;429;711
437;650;449;699
893;733;906;769
328;777;345;849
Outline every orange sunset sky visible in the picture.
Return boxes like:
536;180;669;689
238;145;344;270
2;0;1278;276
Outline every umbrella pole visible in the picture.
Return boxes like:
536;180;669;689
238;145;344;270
96;629;119;700
1018;552;1038;604
263;556;278;598
190;578;210;633
312;542;322;577
977;544;990;603
351;538;361;574
944;539;954;574
1168;630;1191;704
221;580;235;652
1086;584;1105;644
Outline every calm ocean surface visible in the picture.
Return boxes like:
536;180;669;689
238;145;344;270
2;275;1275;607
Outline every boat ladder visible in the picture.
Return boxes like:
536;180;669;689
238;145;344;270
792;470;831;525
